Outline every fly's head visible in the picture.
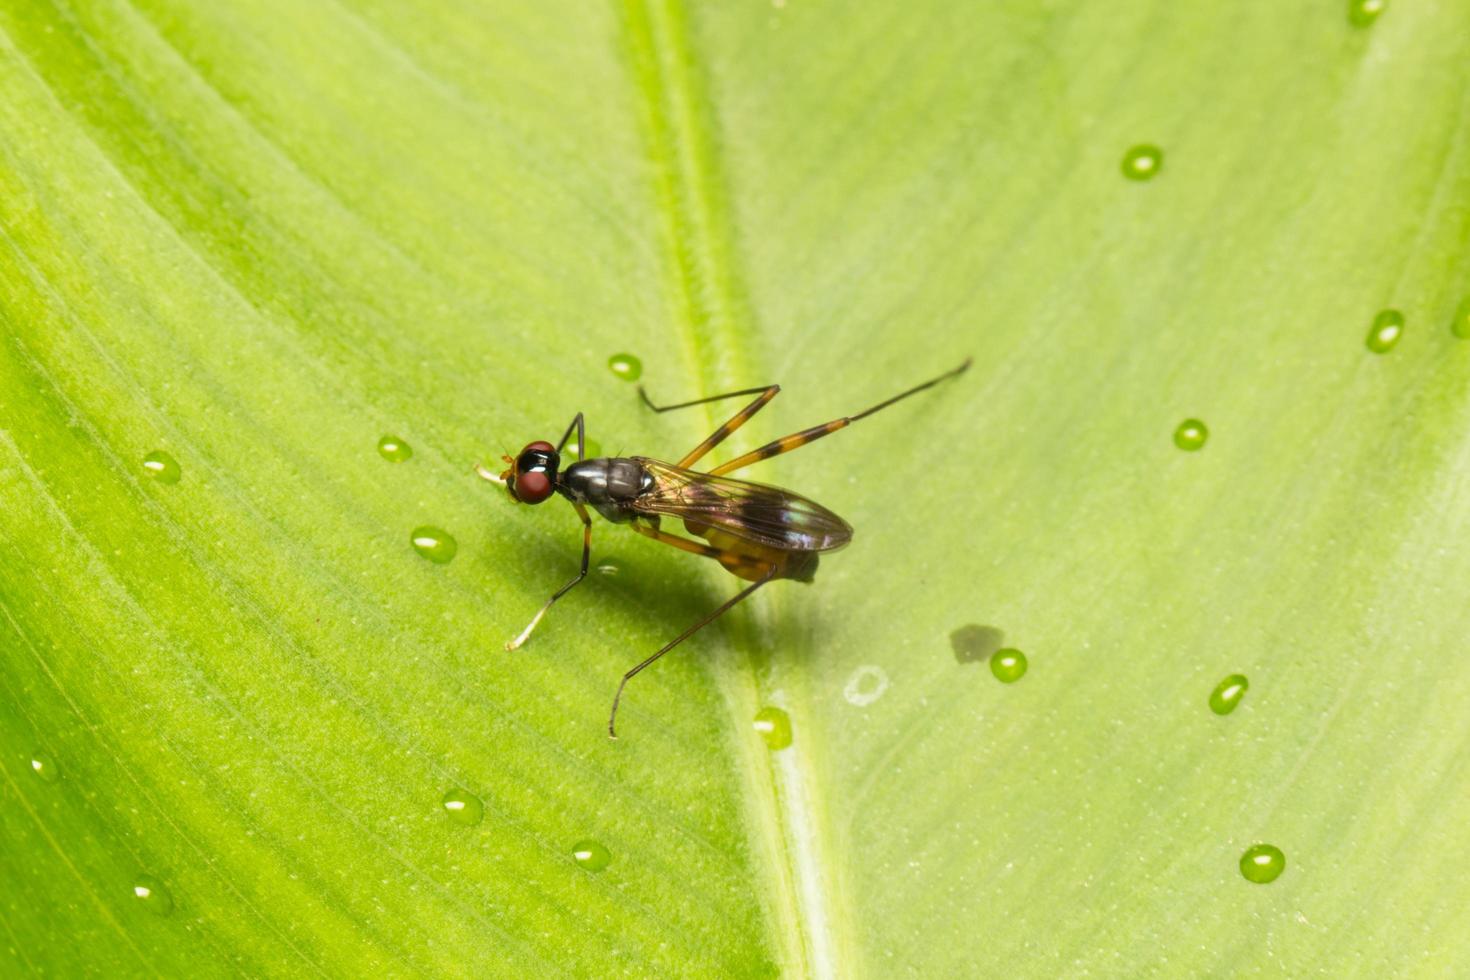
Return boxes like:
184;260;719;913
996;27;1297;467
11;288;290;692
502;440;560;504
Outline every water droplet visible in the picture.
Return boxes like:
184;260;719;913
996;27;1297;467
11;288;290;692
1239;843;1286;883
595;558;623;577
572;839;611;872
141;450;180;484
1452;297;1470;339
607;353;643;382
441;788;484;826
1365;309;1404;353
377;435;413;462
990;648;1028;683
29;750;60;783
950;624;1004;664
132;875;174;915
410;526;458;564
1173;418;1208;451
1209;673;1249;715
568;436;602;460
1121;144;1164;181
1348;0;1386;27
752;707;793;750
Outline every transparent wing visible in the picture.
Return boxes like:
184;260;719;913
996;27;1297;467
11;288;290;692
630;457;853;553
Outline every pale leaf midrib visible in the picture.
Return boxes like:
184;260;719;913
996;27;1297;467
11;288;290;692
615;2;837;976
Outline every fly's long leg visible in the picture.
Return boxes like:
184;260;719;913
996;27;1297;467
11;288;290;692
707;419;849;477
608;567;776;739
627;519;768;574
506;502;593;650
554;412;586;461
639;384;777;413
639;383;781;469
708;358;971;477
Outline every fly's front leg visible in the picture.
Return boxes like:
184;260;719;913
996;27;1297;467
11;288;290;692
506;502;593;650
554;412;586;461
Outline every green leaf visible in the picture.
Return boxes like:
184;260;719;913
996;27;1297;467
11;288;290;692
3;0;1469;975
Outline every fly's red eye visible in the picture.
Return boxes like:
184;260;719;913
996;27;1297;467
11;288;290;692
510;439;559;505
515;469;553;504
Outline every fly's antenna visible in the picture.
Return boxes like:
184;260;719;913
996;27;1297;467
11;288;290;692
476;443;517;487
474;461;507;485
473;434;513;485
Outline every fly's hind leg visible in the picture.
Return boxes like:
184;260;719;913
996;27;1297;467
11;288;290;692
608;564;776;739
707;359;971;476
626;518;769;578
638;383;781;469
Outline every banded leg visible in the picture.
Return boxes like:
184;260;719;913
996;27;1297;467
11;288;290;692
639;383;781;469
506;502;593;650
708;358;972;476
627;519;770;576
554;412;586;461
608;567;777;739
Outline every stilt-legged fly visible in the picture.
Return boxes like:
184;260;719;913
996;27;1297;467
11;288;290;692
478;359;970;738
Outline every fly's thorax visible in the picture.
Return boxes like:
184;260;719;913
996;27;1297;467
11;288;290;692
560;458;652;507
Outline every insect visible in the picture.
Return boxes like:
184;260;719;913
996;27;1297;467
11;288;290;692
480;358;970;738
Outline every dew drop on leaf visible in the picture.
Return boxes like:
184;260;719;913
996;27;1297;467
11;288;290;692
752;707;793;750
441;788;484;826
607;353;643;382
595;558;623;577
1209;674;1249;715
377;435;413;462
950;624;1004;664
141;450;181;484
1450;297;1470;339
1239;843;1286;883
569;436;603;461
1173;418;1208;451
572;840;611;872
1348;0;1386;27
410;526;458;564
1365;309;1404;353
990;648;1028;683
132;875;174;915
1121;144;1164;181
29;750;60;783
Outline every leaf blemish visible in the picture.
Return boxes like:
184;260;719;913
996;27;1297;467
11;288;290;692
950;624;1005;664
843;666;890;706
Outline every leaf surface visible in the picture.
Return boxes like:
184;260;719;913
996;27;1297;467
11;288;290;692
3;1;1469;975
